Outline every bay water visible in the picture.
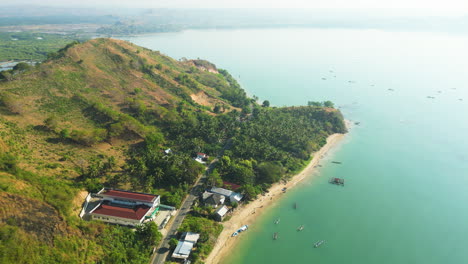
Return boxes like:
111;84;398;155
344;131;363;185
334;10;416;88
123;28;468;264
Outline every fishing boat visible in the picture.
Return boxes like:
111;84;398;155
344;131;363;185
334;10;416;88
273;232;278;240
297;225;304;231
232;225;248;237
314;240;325;248
331;161;342;164
275;218;280;224
329;177;345;186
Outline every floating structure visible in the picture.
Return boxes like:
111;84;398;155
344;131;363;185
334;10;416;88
314;240;325;248
232;225;248;237
329;177;345;186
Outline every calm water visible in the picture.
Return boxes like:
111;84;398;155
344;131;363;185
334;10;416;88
123;28;468;264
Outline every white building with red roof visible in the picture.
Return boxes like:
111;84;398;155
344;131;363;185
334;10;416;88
89;188;160;226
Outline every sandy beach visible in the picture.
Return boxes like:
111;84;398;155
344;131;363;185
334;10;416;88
205;132;347;264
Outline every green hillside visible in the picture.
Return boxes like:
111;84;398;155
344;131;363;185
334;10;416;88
0;38;346;263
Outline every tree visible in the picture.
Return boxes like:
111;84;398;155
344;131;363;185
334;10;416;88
169;238;179;249
213;104;221;114
262;100;270;107
323;101;335;108
44;116;59;131
207;169;223;187
257;162;283;184
12;62;31;73
136;222;162;247
308;101;322;107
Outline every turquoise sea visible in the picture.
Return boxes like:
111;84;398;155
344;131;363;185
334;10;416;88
123;28;468;264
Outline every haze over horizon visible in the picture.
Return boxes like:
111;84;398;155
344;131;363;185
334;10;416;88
1;0;468;16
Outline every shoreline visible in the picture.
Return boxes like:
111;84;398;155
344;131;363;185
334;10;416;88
205;132;347;264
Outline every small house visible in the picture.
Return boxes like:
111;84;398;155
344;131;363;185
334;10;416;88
214;205;229;221
202;191;225;208
209;187;243;204
172;232;200;260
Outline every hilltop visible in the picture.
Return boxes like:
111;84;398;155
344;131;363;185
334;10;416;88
0;38;346;263
0;38;248;175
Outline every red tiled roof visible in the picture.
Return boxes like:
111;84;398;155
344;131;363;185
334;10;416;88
223;181;241;191
102;189;157;202
92;201;150;220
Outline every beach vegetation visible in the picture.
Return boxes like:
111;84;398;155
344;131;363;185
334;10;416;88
0;38;346;263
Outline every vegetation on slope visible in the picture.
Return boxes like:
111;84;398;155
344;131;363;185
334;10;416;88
0;32;86;61
0;38;346;263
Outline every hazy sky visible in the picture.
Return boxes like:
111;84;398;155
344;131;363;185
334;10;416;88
3;0;468;15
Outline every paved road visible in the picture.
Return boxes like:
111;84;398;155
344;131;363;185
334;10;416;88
150;173;206;264
150;141;231;264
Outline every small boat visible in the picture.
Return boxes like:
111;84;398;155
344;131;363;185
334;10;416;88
321;77;327;80
275;218;280;224
331;161;342;164
354;122;360;125
273;232;278;240
329;177;345;186
293;202;297;209
388;88;394;91
281;187;287;192
297;225;304;231
238;225;248;232
232;225;248;237
314;240;325;248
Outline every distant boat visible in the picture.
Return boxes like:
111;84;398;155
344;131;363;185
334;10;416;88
314;240;325;248
329;177;345;186
275;218;280;224
331;161;342;164
388;88;394;91
282;187;287;192
297;225;304;231
273;232;278;240
293;202;297;209
322;77;327;80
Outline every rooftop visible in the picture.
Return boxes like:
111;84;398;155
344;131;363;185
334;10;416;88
183;232;200;243
210;187;234;197
91;201;150;220
173;241;195;259
223;181;241;191
215;205;229;217
99;188;158;203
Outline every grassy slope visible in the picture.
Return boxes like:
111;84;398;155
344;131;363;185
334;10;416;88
0;38;242;263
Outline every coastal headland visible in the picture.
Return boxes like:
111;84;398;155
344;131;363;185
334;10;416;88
206;132;347;264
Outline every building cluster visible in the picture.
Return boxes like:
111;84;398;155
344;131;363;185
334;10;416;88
172;232;200;261
88;188;160;227
201;186;243;221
